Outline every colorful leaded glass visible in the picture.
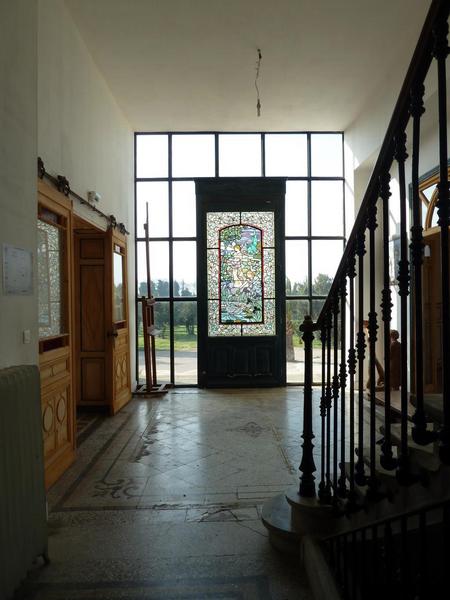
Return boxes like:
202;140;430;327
207;211;275;337
220;225;263;323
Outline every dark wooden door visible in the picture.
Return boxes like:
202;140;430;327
197;179;286;387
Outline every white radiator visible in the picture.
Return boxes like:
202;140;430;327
0;366;48;599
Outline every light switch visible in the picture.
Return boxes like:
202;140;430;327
23;329;31;344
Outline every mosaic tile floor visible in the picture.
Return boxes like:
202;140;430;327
21;388;314;600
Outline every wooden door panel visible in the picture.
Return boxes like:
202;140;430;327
80;237;104;259
80;264;105;352
81;358;105;402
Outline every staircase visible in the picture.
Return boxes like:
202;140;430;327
261;1;450;598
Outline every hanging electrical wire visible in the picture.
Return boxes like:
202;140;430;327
255;48;262;117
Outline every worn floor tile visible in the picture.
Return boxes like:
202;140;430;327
21;388;314;599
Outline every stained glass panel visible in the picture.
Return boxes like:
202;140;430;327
242;299;275;336
207;210;275;337
220;225;263;323
241;212;274;245
208;300;241;336
206;212;240;247
38;219;65;338
263;249;275;297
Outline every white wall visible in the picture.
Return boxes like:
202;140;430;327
0;0;38;368
38;0;136;385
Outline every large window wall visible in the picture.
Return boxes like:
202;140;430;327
135;132;345;385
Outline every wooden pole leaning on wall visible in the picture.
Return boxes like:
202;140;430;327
135;203;170;396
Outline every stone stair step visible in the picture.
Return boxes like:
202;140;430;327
410;393;443;426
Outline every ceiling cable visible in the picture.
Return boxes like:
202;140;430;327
255;48;262;117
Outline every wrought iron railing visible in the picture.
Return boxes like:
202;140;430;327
324;499;450;599
296;0;450;546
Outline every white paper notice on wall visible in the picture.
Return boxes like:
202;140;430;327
2;244;33;295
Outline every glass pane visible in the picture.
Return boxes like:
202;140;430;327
219;134;261;176
311;133;343;177
173;241;196;297
311;299;326;321
265;134;307;176
153;301;171;384
174;302;197;385
311;180;344;236
38;218;65;338
172;181;196;237
137;301;171;384
113;252;125;322
136;134;168;178
286;299;309;384
285;181;308;236
136;241;170;297
172;134;215;177
136;182;169;238
285;240;308;295
311;240;343;295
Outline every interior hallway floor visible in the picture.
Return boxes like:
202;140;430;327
21;388;314;600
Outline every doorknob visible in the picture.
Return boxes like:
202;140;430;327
107;331;118;338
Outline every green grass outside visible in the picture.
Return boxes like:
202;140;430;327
138;325;197;351
138;329;322;351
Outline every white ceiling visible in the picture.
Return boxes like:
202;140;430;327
65;0;431;132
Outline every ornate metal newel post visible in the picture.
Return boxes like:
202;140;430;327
299;315;316;497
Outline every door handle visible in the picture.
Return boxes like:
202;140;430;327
107;331;118;338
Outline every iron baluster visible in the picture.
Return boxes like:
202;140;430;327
371;524;378;600
338;280;348;498
395;131;415;485
347;251;358;509
417;511;428;599
367;201;380;499
444;502;450;588
433;20;450;464
319;325;332;503
384;521;394;591
332;295;340;501
351;530;357;600
326;310;333;496
400;515;409;600
355;230;367;486
360;528;367;600
410;84;436;447
379;171;398;470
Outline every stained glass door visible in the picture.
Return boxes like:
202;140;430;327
197;179;286;387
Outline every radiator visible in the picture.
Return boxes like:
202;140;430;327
0;366;48;600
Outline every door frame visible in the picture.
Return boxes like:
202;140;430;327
196;178;286;387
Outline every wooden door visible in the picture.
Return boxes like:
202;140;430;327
37;180;76;489
74;230;109;409
74;227;131;414
107;229;132;414
196;179;286;387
